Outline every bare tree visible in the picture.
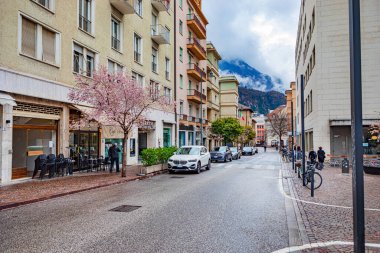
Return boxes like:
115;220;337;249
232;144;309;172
267;106;288;147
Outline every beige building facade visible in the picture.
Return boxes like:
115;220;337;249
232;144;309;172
0;0;175;183
219;76;239;119
295;0;380;157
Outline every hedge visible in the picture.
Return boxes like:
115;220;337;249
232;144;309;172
141;147;177;167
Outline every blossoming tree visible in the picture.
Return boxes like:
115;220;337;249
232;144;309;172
69;66;171;177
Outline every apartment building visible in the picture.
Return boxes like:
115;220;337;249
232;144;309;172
206;42;222;149
0;0;175;183
295;0;380;157
238;104;254;128
253;116;266;145
285;82;296;149
219;76;239;119
176;0;208;147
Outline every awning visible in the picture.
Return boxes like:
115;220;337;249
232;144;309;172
0;92;17;106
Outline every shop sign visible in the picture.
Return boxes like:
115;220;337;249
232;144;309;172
139;120;156;132
102;125;124;139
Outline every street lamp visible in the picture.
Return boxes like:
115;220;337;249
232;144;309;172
349;0;365;251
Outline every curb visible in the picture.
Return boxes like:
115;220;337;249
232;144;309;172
0;170;167;211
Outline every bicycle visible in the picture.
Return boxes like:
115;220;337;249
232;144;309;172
305;162;323;190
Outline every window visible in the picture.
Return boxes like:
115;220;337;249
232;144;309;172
179;101;184;115
73;43;95;77
111;18;121;51
149;80;159;98
152;47;158;73
179;74;183;89
107;59;123;73
32;0;53;10
189;105;192;116
79;0;92;33
132;72;144;86
179;20;183;35
134;33;142;63
21;16;60;65
165;58;170;80
135;0;143;17
179;0;183;9
179;47;183;62
164;87;171;102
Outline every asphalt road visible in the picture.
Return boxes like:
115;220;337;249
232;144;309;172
0;148;290;253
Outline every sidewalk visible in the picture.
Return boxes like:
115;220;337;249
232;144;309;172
283;161;380;252
0;166;156;211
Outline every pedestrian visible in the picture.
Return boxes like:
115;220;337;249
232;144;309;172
296;146;302;160
263;144;267;152
308;149;317;164
108;143;121;173
317;146;326;169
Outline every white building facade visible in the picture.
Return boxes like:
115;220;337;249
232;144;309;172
295;0;380;157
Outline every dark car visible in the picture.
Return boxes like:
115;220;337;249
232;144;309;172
230;147;241;160
210;146;233;163
242;147;254;156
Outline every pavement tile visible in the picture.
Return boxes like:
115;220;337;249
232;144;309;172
284;161;380;253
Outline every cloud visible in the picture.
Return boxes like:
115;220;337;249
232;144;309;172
220;70;268;92
203;0;299;90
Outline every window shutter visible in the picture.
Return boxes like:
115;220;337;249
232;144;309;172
22;18;37;57
42;28;55;63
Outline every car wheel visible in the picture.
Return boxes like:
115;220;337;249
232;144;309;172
206;160;211;170
196;162;201;174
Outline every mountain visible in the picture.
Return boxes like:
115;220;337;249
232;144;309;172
219;59;283;92
238;87;286;115
219;59;286;114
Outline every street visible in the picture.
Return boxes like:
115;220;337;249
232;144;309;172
0;149;291;253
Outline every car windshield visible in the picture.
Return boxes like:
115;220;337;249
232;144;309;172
230;147;238;152
177;147;200;155
214;147;227;152
243;147;251;151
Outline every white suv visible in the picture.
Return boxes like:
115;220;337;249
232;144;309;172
168;146;211;174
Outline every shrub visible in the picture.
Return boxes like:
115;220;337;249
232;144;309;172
141;147;177;166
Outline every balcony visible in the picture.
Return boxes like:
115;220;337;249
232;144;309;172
187;116;196;125
187;13;206;40
109;0;134;15
151;0;170;12
207;101;220;111
151;25;170;44
187;38;206;60
187;89;207;104
187;63;206;82
179;114;187;122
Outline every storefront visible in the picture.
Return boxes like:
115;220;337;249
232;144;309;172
163;124;172;147
12;116;58;179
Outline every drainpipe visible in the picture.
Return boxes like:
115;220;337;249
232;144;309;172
173;0;178;147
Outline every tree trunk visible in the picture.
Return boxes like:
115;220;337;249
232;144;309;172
121;133;128;177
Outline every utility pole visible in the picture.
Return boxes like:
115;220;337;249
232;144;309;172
200;72;204;146
291;101;295;172
300;74;306;186
349;0;365;251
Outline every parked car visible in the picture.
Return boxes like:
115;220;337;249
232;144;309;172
168;146;211;174
242;147;254;156
210;146;233;163
230;147;241;160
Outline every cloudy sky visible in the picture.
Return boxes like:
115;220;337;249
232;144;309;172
203;0;300;89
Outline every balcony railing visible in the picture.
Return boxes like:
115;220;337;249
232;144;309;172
79;15;92;33
109;0;135;15
151;0;170;12
151;25;170;44
187;37;206;60
111;36;121;51
188;116;196;123
187;89;207;103
187;63;206;82
187;13;206;39
179;114;188;121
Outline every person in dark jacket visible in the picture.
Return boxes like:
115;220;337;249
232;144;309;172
308;149;317;164
108;143;121;173
317;146;326;167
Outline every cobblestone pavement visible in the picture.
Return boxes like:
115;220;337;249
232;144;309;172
0;167;144;210
283;159;380;253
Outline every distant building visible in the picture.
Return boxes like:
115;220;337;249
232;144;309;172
253;116;266;146
285;82;296;149
265;105;287;147
219;76;239;119
238;104;254;128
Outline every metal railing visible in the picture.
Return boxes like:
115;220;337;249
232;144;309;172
188;63;206;79
186;13;206;35
79;15;92;33
187;89;207;101
111;36;120;51
187;37;206;55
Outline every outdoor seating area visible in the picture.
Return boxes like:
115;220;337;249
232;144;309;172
32;154;112;180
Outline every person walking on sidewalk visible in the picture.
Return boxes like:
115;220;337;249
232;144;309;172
317;146;326;169
108;143;121;173
263;144;267;152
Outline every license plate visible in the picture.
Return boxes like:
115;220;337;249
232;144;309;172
214;156;218;158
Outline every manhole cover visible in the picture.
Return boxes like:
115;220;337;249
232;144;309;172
109;205;141;213
171;176;185;178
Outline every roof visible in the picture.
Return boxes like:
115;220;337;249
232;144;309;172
238;103;253;112
267;105;286;117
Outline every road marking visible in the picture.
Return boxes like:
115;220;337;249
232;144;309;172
271;241;380;253
278;170;380;212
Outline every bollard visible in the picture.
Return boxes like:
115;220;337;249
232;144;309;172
342;158;349;174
